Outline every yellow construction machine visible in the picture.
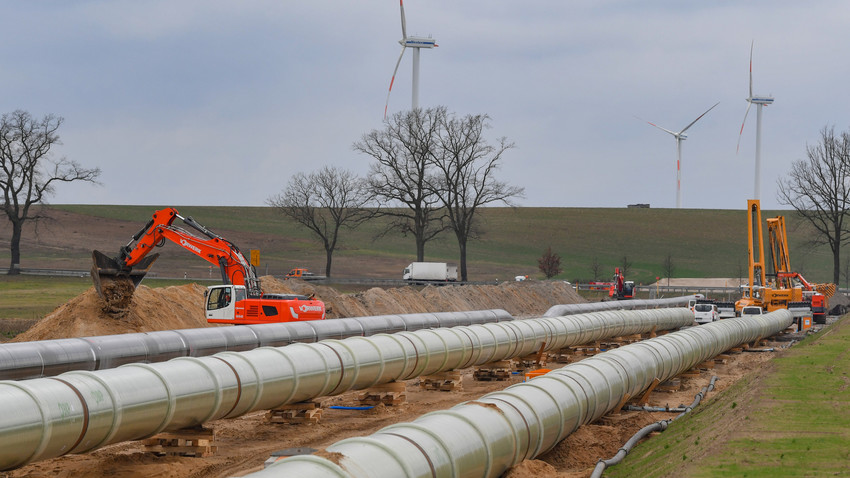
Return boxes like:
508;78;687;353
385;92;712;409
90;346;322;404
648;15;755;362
736;200;835;324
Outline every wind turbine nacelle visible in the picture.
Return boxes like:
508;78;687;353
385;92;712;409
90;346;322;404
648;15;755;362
750;96;774;105
400;37;437;48
678;133;688;141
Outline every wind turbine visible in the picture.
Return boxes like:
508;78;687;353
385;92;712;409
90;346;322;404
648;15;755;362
640;102;719;209
384;0;437;118
737;41;774;201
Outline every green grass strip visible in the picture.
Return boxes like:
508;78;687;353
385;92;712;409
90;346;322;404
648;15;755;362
608;315;850;477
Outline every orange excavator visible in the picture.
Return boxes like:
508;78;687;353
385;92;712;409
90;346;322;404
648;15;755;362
91;207;325;324
608;267;635;300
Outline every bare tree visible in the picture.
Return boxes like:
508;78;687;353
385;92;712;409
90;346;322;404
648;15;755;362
268;166;372;278
662;253;675;286
590;256;602;281
431;111;523;281
538;246;563;279
353;108;448;261
0;110;100;274
777;125;850;284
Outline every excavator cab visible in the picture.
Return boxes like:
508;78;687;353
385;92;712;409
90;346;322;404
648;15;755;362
206;285;239;322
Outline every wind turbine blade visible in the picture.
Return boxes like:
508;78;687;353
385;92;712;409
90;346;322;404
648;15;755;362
399;0;407;39
736;101;752;154
680;101;720;134
635;116;678;137
384;46;407;119
748;40;754;99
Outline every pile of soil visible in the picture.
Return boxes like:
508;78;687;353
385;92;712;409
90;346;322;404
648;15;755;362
14;278;584;342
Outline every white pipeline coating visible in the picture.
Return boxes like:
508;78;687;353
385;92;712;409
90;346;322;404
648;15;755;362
0;310;512;380
0;308;692;470
252;310;793;478
544;295;698;317
0;297;694;381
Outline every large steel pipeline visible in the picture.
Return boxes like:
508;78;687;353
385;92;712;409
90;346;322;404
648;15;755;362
543;294;699;317
0;307;692;470
0;310;511;381
0;297;693;381
251;310;793;478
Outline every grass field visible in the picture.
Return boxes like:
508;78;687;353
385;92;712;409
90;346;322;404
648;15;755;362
37;204;837;285
0;204;839;322
607;315;850;477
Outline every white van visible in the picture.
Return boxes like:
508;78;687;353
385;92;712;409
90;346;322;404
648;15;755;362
693;303;719;324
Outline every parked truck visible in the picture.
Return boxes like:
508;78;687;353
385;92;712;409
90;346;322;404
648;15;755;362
402;262;458;282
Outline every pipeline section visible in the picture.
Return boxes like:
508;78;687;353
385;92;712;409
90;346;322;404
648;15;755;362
0;310;511;380
0;296;693;381
251;310;792;478
590;375;719;477
0;307;693;470
544;295;699;317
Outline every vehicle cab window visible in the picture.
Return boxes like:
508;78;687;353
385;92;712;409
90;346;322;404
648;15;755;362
207;287;233;311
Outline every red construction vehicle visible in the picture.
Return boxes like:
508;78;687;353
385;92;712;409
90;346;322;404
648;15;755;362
91;207;325;325
609;267;635;300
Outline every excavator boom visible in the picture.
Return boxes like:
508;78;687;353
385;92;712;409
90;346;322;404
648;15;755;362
91;208;262;315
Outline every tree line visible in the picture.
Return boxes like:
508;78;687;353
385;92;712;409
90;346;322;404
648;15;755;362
3;107;849;286
269;106;523;281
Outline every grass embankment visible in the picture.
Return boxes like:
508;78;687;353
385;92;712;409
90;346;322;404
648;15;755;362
42;205;838;285
608;316;850;477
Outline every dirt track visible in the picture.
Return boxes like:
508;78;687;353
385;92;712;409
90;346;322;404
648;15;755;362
3;279;784;477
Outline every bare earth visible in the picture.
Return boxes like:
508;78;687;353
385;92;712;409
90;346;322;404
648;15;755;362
3;278;780;478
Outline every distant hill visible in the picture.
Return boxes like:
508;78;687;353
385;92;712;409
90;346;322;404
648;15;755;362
0;205;837;285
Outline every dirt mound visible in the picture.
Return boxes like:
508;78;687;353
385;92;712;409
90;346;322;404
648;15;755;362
14;278;585;341
14;283;210;341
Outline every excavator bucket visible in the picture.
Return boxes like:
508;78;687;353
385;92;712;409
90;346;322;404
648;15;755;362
91;250;159;315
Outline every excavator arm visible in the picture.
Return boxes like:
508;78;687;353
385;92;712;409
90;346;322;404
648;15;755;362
92;208;262;314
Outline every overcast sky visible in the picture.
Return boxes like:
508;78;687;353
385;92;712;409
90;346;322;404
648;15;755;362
1;1;847;210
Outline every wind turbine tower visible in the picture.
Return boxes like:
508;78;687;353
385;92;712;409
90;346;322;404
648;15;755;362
384;0;437;118
640;102;719;208
737;41;774;201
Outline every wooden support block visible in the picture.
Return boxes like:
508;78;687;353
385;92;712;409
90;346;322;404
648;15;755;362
267;401;324;424
472;368;513;381
474;361;514;381
680;368;701;378
419;371;463;392
143;428;217;457
358;382;408;406
714;354;731;364
357;391;407;406
656;378;681;392
698;361;715;370
273;400;323;410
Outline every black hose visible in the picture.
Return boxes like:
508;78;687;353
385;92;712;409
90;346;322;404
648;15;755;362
590;376;718;477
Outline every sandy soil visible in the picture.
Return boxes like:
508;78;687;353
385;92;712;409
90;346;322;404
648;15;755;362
2;278;783;478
